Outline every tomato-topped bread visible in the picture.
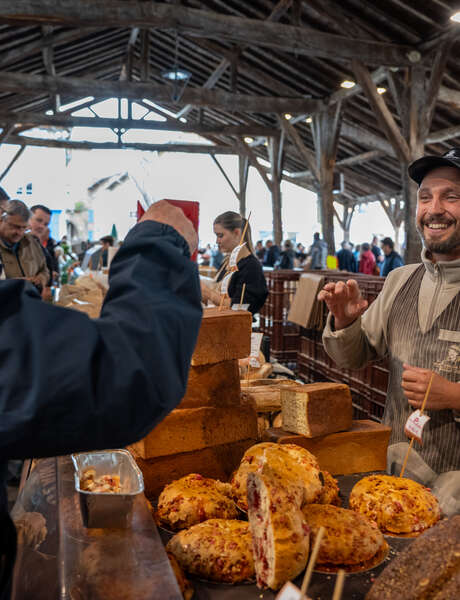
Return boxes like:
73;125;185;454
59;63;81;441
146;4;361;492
302;504;386;566
231;442;322;511
157;473;237;531
166;519;255;584
349;474;441;535
317;471;341;506
247;462;310;590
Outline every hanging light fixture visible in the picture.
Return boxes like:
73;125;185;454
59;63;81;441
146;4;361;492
161;33;192;102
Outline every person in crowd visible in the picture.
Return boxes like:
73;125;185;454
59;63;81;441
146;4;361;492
0;200;202;598
371;235;383;264
100;234;114;267
0;187;9;212
0;200;49;292
278;239;295;270
336;241;357;272
319;148;460;516
309;232;327;270
358;242;376;275
380;237;404;277
352;243;361;264
201;211;268;315
263;239;280;267
29;205;59;276
210;244;224;270
255;240;266;263
295;242;307;264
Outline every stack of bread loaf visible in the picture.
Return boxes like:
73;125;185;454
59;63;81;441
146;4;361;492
129;308;258;497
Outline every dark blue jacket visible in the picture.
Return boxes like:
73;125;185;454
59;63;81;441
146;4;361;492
0;220;202;597
263;245;280;267
336;248;357;273
381;250;404;277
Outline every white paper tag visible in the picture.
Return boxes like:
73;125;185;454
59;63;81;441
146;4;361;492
232;303;250;311
229;242;246;270
220;272;234;296
404;409;431;444
276;581;303;600
249;332;264;367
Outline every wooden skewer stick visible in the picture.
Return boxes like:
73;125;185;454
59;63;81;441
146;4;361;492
239;283;246;309
238;210;252;246
400;372;435;478
300;526;325;598
332;570;346;600
218;294;226;311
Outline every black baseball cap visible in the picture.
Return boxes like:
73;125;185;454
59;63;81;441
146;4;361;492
408;147;460;185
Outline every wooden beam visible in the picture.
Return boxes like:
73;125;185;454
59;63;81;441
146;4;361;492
288;149;384;178
269;136;283;246
176;58;229;119
352;60;411;163
120;27;139;81
423;38;455;136
140;29;149;81
427;125;460;144
438;85;460;110
238;155;249;217
41;25;60;112
210;155;238;198
0;70;321;114
278;116;319;183
0;1;418;66
0;110;276;137
340;122;396;157
270;0;293;22
2;135;239;154
235;138;272;191
0;145;25;181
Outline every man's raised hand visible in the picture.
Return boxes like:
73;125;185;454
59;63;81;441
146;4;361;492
317;279;368;330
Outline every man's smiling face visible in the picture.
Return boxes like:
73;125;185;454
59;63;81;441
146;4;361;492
416;166;460;260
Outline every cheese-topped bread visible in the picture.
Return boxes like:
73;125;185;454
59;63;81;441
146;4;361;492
231;442;322;511
349;474;441;535
302;504;385;566
247;463;310;590
166;519;254;584
157;473;237;531
167;552;194;600
317;471;341;506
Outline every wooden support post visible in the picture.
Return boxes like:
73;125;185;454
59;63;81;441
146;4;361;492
378;195;404;252
333;202;354;243
140;29;149;81
311;104;342;255
269;136;283;246
238;155;249;217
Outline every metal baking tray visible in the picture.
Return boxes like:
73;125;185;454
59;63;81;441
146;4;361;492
71;449;144;529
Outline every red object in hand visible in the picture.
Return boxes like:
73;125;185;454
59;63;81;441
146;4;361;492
137;199;199;261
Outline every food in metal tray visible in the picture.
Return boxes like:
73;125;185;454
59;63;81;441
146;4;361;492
349;474;441;535
80;468;121;494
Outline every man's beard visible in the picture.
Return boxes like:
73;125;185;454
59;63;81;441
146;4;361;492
416;221;460;254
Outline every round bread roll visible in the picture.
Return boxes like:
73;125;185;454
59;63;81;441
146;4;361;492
349;474;441;534
302;504;385;565
166;519;255;584
231;442;322;511
157;473;237;531
317;471;341;506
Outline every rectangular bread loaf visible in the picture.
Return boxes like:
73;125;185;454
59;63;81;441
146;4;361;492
191;307;251;366
263;420;391;475
131;403;258;459
179;359;241;408
281;382;352;437
129;438;256;497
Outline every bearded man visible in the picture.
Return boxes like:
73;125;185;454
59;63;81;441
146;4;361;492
318;148;460;517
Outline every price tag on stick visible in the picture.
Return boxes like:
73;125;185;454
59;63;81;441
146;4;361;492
249;332;263;368
229;242;246;270
220;272;234;297
404;410;431;445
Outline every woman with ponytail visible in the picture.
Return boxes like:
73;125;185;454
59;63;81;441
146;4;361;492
201;211;268;315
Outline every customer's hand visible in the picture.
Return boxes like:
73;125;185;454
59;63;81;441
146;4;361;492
140;200;198;255
317;279;368;330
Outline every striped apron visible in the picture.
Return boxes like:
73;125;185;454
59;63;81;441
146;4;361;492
385;264;460;515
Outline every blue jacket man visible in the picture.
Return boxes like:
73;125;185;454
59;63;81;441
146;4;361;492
0;201;202;598
380;237;404;277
